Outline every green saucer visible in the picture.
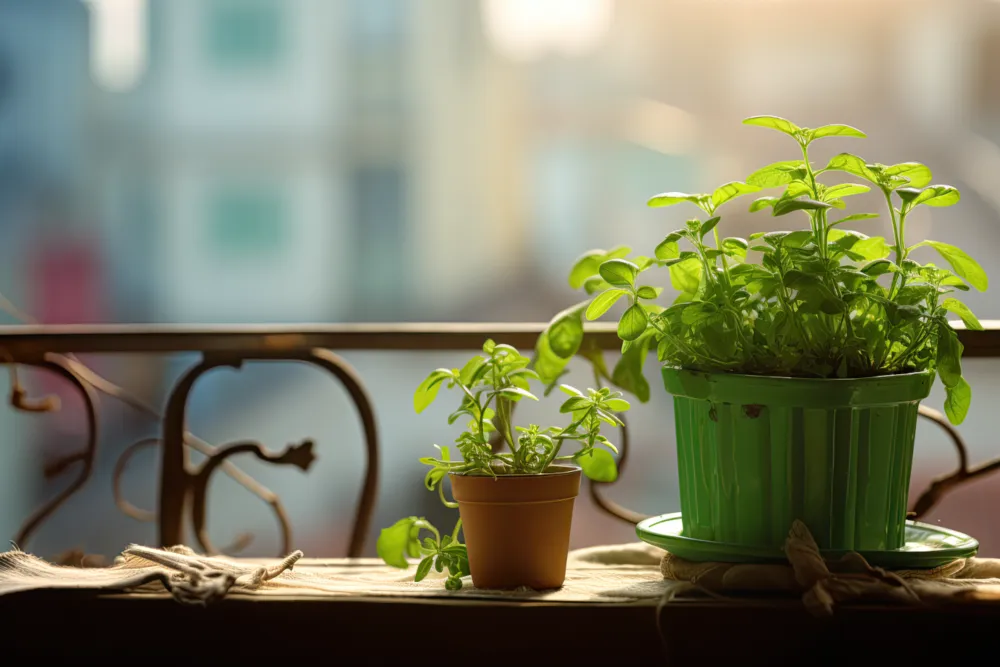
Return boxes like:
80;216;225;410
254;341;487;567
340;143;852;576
636;512;979;569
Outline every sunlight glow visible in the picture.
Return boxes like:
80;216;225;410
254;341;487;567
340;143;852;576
619;99;698;156
482;0;614;62
84;0;148;92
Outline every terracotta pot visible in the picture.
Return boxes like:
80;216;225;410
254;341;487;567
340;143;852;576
450;465;581;590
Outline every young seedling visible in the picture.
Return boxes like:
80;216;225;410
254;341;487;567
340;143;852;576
377;340;630;588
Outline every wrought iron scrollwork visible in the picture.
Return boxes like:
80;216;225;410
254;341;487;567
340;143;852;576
5;320;1000;552
13;354;99;548
159;348;379;557
910;404;1000;520
588;414;650;525
190;438;316;555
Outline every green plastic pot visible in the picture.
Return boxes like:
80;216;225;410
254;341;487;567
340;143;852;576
662;367;934;551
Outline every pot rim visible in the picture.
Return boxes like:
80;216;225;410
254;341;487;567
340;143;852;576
662;366;934;407
449;464;581;479
662;365;934;384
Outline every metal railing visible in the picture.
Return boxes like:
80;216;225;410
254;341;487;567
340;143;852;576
2;322;998;557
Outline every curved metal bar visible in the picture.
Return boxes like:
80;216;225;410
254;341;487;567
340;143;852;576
918;404;970;472
113;437;161;522
589;413;650;525
160;348;379;558
909;404;1000;519
160;355;227;548
13;354;100;548
190;439;315;555
307;349;380;558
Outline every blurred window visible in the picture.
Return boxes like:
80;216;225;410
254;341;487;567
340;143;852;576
353;165;405;311
205;184;288;260
350;0;405;50
203;0;284;69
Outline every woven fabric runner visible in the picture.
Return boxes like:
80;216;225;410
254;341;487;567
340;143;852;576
2;524;1000;612
0;542;669;605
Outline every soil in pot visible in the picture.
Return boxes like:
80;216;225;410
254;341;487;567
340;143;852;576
450;465;581;589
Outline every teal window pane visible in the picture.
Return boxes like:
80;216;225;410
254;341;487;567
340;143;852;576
205;186;287;259
203;0;284;68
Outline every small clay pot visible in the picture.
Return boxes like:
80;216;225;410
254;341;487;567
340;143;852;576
450;465;581;590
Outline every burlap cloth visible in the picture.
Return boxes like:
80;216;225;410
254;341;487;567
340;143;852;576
2;521;999;615
659;521;1000;615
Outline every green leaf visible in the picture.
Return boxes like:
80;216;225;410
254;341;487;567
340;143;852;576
830;212;879;226
534;332;568;386
782;269;821;290
669;257;702;293
699;216;721;238
805;124;867;142
559;396;591;413
913;241;988;291
722;237;748;261
936;323;963;388
414;370;453;414
711;182;759;209
680;302;718;325
612;330;652;402
944;376;971;425
568;247;631;289
547;301;587;357
749;196;778;212
497;386;538;402
599;259;639;287
568;250;604;290
635;285;662;300
742;115;801;136
377;517;418;569
586;288;629;320
860;259;896;276
898;185;960;209
654;236;682;261
772;197;832;216
576;448;618;482
884;162;932;189
895;282;937;306
746;161;805;188
414;556;434;582
824;153;878;184
617;303;648;341
458;356;487;386
647;192;706;209
823;183;870;200
941;298;983;331
852;237;891;261
583;277;611;295
603;398;630;412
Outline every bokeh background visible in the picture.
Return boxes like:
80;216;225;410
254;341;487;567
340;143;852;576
1;0;999;559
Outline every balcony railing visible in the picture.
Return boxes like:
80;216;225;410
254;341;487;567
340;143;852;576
2;322;998;558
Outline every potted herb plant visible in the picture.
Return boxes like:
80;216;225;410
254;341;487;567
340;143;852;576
377;340;629;589
537;115;986;553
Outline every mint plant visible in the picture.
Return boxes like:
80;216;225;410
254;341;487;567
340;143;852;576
538;115;985;425
377;340;630;588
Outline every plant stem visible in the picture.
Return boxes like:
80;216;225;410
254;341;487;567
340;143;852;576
884;189;906;299
713;227;733;289
414;519;441;544
438;481;459;509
